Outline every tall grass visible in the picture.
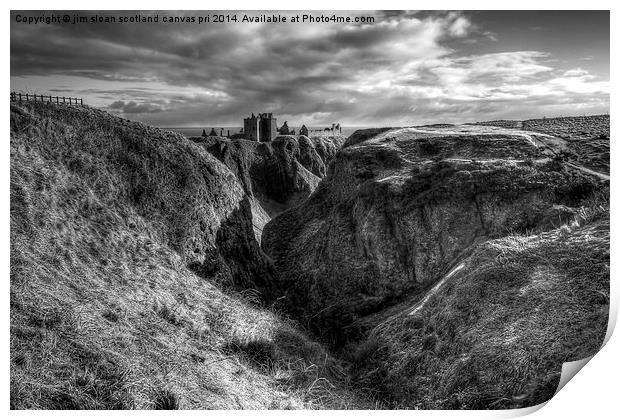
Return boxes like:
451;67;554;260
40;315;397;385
10;102;361;409
352;195;609;409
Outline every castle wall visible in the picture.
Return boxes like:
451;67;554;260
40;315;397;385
244;118;260;141
244;113;277;141
259;117;277;141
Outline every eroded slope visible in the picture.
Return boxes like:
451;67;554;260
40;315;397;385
262;126;601;343
194;134;346;241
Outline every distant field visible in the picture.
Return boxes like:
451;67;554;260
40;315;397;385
474;115;610;175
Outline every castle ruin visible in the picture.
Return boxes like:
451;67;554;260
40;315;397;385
243;113;277;142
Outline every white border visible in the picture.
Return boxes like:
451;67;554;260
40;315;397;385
3;1;617;419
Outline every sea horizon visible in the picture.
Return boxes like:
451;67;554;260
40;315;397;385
162;125;372;138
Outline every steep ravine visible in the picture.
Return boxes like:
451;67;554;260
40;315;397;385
192;134;346;242
9;103;358;409
262;126;599;341
10;104;609;410
261;124;609;407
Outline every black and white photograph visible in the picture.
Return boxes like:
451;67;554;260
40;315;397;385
7;4;614;413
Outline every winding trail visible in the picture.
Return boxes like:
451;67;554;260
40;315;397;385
533;134;610;181
565;163;610;181
408;263;466;316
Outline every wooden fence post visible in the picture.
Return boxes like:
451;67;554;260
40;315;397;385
9;92;83;105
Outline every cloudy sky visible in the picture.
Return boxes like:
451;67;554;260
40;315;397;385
11;10;609;127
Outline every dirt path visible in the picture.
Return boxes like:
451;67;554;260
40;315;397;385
408;263;466;316
566;163;610;181
533;134;609;181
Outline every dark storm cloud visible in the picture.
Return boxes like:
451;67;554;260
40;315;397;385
376;10;419;20
10;10;609;125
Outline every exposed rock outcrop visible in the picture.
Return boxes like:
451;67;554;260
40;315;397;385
194;134;346;241
262;126;601;343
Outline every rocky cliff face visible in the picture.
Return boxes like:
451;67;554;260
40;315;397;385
262;126;600;343
194;134;346;242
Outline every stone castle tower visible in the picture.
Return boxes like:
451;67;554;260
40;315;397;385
243;113;277;142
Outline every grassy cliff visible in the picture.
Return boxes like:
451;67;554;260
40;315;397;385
10;104;609;410
262;124;609;408
9;102;358;409
262;126;602;343
352;191;609;408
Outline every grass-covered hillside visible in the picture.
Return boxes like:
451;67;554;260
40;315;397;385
523;115;610;175
474;115;610;175
262;123;609;408
353;191;609;409
262;125;602;343
9;102;359;409
10;103;609;410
